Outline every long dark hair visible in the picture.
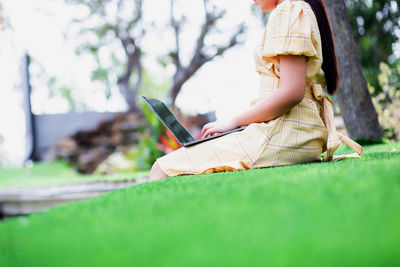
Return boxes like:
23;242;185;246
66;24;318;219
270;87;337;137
305;0;339;95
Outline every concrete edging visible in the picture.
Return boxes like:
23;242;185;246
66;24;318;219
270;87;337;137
0;177;148;217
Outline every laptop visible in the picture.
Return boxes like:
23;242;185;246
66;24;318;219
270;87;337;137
141;96;245;147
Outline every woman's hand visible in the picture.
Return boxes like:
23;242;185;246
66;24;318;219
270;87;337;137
201;119;238;139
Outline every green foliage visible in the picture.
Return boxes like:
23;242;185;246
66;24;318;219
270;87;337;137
91;67;112;98
48;80;86;112
125;129;163;171
370;62;400;140
140;101;164;138
111;95;169;172
1;143;400;266
346;0;400;92
129;101;165;169
139;69;171;100
92;69;171;173
66;0;105;11
0;3;7;31
31;58;87;112
66;0;144;106
91;68;109;83
95;101;166;173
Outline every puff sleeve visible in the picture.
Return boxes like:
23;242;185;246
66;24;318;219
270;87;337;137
261;2;320;60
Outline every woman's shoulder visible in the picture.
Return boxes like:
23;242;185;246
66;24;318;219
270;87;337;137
274;0;313;11
265;0;319;38
268;0;315;24
261;0;321;60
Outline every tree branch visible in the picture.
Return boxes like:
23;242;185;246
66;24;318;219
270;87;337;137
126;0;143;32
118;37;137;84
169;0;246;106
193;0;226;59
170;0;183;70
209;23;246;60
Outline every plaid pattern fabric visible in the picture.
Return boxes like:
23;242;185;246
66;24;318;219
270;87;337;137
260;0;322;78
157;0;361;177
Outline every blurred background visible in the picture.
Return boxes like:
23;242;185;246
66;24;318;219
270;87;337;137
0;0;399;174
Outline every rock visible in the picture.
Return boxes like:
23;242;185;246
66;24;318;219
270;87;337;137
77;146;113;174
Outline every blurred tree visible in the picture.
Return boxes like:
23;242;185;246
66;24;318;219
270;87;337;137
167;0;246;106
0;2;10;31
372;62;400;140
0;134;8;167
29;58;88;113
251;3;269;26
346;0;400;93
65;0;144;111
66;0;246;110
0;3;4;30
325;0;383;140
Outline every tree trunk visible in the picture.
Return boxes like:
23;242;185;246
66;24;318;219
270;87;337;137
325;0;383;140
169;56;207;106
118;41;142;112
119;80;139;112
170;68;186;106
21;54;39;161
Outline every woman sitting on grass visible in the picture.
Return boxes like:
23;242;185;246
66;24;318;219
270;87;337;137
149;0;362;181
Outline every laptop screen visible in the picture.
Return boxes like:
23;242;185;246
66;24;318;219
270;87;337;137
141;96;195;144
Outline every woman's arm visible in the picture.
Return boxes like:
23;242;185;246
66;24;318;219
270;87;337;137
201;55;307;138
233;55;307;126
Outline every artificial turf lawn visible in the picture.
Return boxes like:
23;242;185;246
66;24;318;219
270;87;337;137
1;143;399;266
0;161;149;188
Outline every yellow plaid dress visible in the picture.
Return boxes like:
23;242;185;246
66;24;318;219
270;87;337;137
157;0;362;177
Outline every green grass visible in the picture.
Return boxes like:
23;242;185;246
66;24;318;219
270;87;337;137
0;161;148;188
1;143;400;266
